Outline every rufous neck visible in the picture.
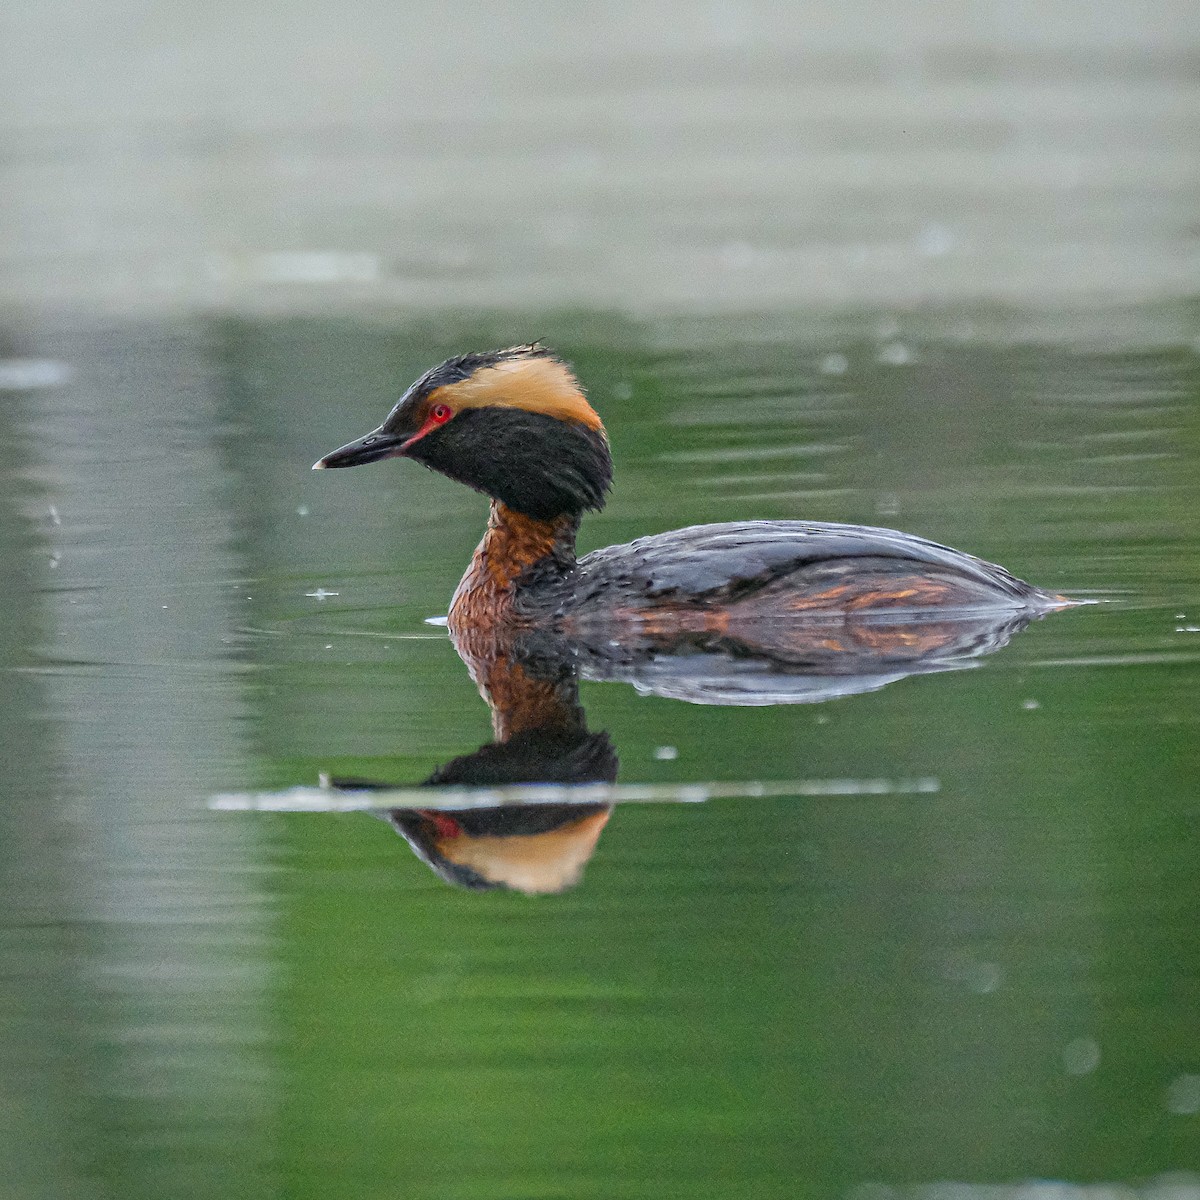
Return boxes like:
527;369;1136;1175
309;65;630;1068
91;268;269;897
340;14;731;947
483;501;579;570
448;501;579;631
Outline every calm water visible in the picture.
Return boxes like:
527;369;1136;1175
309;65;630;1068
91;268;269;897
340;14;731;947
3;3;1200;1194
2;310;1198;1198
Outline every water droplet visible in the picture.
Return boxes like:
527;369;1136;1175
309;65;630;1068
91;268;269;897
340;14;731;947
916;222;956;257
1023;698;1040;710
720;241;758;270
819;353;848;376
306;588;339;600
877;341;913;366
965;961;1003;994
1167;1074;1200;1114
296;505;309;517
1062;1037;1101;1076
944;956;1003;994
654;746;678;761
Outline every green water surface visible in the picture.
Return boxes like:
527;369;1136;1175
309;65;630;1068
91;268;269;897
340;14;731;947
2;309;1198;1198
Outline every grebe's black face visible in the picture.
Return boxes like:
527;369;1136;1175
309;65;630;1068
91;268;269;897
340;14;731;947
313;345;612;520
406;406;611;520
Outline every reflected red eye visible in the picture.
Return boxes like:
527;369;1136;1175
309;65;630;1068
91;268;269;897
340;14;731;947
430;403;452;424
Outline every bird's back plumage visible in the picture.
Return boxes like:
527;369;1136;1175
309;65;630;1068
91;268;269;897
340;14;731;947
565;520;1056;615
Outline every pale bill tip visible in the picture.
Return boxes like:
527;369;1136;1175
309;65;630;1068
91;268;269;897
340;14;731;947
311;459;326;470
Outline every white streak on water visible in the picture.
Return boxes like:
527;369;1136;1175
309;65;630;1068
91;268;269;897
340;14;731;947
1029;651;1200;668
210;776;941;812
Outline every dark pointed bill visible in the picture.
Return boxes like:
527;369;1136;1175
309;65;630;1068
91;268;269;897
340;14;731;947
312;427;408;470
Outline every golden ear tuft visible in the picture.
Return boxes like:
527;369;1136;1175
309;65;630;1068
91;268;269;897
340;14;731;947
433;355;605;432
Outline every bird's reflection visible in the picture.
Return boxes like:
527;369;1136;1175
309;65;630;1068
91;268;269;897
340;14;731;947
386;632;616;894
325;606;1047;894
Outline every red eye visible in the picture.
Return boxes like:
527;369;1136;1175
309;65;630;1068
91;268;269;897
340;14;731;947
430;403;452;424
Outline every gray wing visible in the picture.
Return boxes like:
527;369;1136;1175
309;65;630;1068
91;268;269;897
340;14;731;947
574;520;1036;603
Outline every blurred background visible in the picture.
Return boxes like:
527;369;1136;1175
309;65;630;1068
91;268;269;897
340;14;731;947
4;0;1199;316
2;3;1199;1199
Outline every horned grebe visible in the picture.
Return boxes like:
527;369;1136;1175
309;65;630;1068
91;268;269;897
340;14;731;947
314;344;1069;632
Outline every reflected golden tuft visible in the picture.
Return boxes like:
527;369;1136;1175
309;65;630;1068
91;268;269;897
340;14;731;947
433;810;612;895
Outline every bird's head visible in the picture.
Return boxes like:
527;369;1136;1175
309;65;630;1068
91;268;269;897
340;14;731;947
313;344;612;520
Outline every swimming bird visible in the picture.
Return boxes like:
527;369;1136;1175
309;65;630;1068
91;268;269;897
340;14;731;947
314;344;1068;632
